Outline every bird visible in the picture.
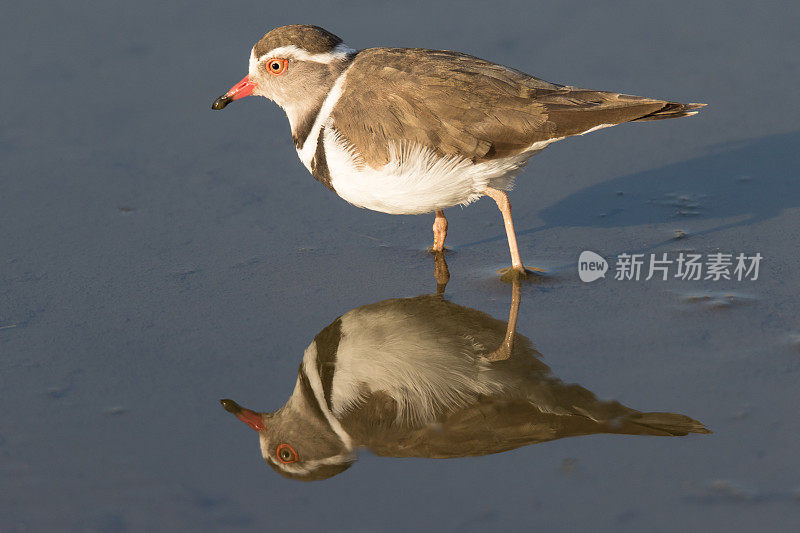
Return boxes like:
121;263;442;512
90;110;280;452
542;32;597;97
220;271;709;482
212;25;704;276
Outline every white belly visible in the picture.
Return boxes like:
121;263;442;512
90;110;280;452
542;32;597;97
318;126;547;215
326;304;508;425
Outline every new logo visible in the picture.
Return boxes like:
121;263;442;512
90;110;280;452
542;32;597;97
578;251;608;282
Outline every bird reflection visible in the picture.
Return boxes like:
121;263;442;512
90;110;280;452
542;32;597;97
221;253;709;481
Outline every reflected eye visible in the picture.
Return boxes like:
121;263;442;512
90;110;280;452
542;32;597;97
276;443;298;463
266;58;288;75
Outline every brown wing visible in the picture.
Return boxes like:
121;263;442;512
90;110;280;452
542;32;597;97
343;393;709;459
331;48;700;168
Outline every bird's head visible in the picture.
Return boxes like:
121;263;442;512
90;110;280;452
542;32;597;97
212;25;354;134
220;391;354;482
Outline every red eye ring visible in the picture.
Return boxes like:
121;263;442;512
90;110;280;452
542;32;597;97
266;58;288;76
276;443;298;463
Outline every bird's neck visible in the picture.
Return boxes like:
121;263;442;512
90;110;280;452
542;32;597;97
283;56;355;150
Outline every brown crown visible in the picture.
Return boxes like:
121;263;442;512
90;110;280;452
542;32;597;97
254;25;343;58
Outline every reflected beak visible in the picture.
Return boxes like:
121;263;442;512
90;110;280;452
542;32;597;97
220;398;267;431
211;75;256;110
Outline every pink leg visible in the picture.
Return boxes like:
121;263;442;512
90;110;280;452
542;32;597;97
431;210;448;252
483;188;525;272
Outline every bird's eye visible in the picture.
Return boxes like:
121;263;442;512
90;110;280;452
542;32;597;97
276;443;298;463
266;58;288;76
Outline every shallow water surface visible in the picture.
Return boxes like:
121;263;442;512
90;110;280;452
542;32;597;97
221;270;711;483
2;1;799;531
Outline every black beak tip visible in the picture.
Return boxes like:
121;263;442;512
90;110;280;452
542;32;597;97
211;95;231;110
220;398;241;413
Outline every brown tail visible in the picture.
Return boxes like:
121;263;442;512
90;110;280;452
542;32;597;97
633;102;706;121
619;411;712;436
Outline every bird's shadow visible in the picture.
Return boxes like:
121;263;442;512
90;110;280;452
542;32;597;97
463;130;800;252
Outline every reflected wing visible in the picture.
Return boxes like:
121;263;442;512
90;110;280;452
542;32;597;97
341;390;709;459
361;398;709;459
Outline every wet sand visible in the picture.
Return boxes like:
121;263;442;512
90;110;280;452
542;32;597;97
2;1;799;531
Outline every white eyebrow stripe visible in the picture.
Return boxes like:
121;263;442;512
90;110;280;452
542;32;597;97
248;48;258;76
269;452;354;476
257;43;356;64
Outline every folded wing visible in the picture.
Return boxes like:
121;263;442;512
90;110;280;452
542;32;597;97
331;48;703;168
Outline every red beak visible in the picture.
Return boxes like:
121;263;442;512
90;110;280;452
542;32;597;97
220;399;266;431
211;75;256;110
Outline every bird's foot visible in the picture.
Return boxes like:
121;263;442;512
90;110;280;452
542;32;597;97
426;245;451;253
498;265;546;283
